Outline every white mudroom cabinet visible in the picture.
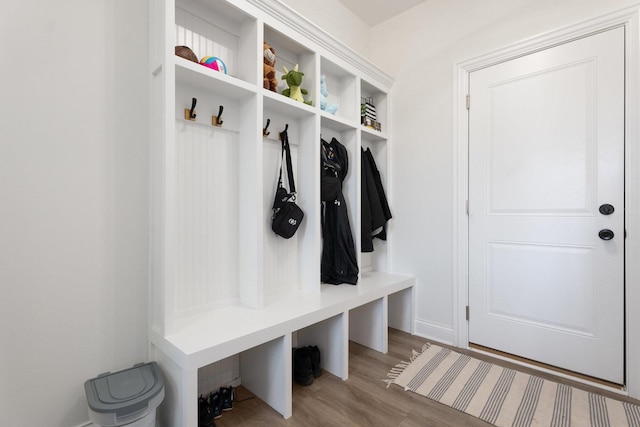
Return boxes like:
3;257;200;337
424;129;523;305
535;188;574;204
147;0;415;424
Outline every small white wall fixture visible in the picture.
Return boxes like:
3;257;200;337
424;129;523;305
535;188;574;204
453;4;640;397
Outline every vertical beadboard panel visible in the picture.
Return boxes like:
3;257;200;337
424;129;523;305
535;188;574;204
197;355;240;396
175;121;239;313
262;138;299;297
175;7;238;77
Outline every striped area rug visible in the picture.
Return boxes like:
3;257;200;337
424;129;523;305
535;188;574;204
384;343;640;426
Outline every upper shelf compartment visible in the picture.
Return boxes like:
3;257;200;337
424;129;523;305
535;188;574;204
175;0;258;86
360;79;388;140
264;25;316;108
320;57;357;124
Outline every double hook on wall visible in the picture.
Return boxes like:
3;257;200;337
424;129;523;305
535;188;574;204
263;119;289;140
185;101;286;136
184;97;224;127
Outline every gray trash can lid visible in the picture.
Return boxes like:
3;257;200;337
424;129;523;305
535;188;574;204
84;361;164;417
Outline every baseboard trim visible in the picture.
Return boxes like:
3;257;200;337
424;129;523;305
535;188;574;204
414;319;454;345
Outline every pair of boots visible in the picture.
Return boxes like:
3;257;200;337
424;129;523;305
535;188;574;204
198;386;233;427
293;346;321;386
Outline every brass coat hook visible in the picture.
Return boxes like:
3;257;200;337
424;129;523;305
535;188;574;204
184;97;197;121
263;118;271;137
279;124;288;141
212;105;224;127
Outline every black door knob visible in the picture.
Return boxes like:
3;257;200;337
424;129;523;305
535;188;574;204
599;204;615;215
599;229;614;240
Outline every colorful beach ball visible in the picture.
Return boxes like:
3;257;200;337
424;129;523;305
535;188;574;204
199;56;227;74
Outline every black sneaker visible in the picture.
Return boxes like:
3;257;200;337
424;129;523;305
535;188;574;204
293;347;314;386
308;345;322;378
198;394;215;427
209;390;222;419
220;386;234;411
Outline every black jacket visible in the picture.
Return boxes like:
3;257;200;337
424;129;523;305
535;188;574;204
361;147;392;252
321;138;358;284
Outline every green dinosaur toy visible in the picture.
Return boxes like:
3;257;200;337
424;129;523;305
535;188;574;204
281;64;312;106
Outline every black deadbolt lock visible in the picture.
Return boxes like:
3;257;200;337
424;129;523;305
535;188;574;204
599;229;614;241
599;204;615;215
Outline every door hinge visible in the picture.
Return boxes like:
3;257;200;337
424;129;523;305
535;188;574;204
466;200;469;215
466;95;470;110
466;306;470;321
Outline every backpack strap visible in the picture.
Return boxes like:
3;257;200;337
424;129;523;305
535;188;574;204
279;129;296;194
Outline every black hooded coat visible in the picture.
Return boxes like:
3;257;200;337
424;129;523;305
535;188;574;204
321;137;358;285
361;147;392;252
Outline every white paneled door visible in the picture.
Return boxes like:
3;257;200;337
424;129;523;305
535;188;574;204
468;27;625;384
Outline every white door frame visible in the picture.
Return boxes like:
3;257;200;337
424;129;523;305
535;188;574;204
453;5;640;397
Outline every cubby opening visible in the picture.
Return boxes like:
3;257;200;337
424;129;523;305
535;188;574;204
295;314;348;381
262;117;302;298
175;0;258;84
320;122;360;269
198;355;240;398
360;134;389;273
239;335;291;418
173;78;258;317
262;103;319;296
349;298;387;353
320;58;358;123
197;336;291;419
360;79;388;136
264;25;316;106
389;287;414;333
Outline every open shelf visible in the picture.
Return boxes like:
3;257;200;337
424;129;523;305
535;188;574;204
360;78;388;135
263;89;317;118
264;25;316;105
321;57;358;123
361;125;389;142
175;0;258;84
321;112;358;132
175;56;257;100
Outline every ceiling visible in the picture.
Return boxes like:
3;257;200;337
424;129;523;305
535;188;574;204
337;0;427;26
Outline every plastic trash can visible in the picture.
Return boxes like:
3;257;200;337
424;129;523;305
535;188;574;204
84;361;164;427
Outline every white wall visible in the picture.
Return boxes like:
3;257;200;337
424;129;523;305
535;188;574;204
278;0;372;59
371;0;639;343
0;1;149;426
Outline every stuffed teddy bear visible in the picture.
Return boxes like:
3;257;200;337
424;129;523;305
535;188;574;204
320;75;338;115
263;42;278;92
282;64;312;105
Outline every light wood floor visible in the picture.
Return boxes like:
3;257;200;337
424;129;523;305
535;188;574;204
214;329;639;426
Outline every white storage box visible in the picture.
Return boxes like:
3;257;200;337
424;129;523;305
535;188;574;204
84;362;164;427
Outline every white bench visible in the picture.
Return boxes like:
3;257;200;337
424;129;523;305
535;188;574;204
149;271;414;426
